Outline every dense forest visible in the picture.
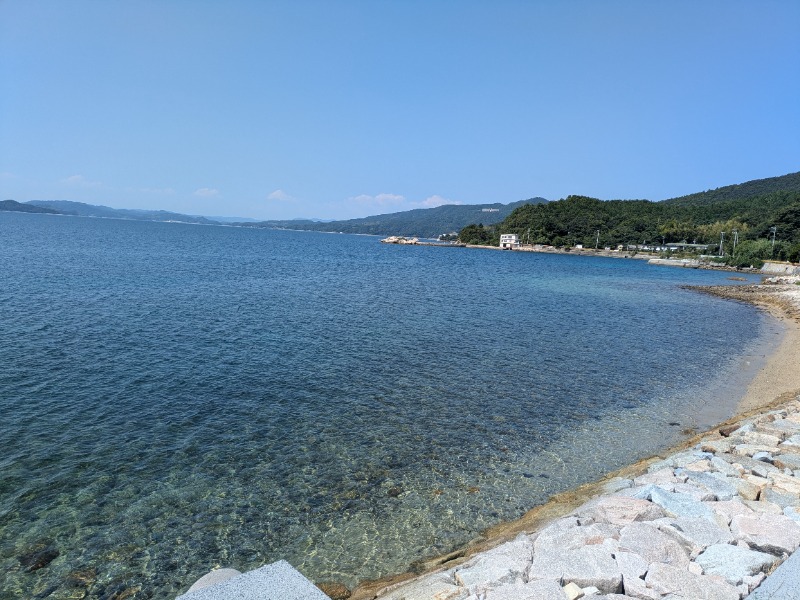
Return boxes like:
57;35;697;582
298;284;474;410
459;172;800;266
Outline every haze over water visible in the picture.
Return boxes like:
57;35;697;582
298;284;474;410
0;213;778;598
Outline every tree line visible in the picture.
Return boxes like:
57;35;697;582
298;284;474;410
459;189;800;266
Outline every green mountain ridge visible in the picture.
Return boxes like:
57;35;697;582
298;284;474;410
0;199;62;214
25;200;217;225
239;199;548;238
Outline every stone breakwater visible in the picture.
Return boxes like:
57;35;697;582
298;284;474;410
366;399;800;600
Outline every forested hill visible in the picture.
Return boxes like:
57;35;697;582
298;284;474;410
459;171;800;264
240;198;548;238
0;200;62;214
663;171;800;207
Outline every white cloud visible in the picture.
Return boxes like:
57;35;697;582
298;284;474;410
194;187;219;197
61;174;102;188
420;194;461;208
267;189;294;201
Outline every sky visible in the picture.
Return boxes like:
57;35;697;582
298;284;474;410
1;1;799;221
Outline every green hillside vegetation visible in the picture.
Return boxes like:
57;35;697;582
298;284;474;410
663;171;800;207
240;199;547;239
459;172;800;266
0;199;62;214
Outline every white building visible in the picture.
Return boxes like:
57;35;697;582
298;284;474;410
499;233;519;249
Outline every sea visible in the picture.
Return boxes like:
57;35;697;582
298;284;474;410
0;212;781;599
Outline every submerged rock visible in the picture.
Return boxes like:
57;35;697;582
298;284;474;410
316;581;352;599
18;545;59;572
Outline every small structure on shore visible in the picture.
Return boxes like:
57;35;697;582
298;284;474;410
499;233;519;249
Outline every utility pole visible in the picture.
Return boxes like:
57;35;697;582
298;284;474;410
719;231;725;257
771;226;777;255
595;230;600;249
732;229;738;256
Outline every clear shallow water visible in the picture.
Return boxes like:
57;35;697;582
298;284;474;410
0;212;777;599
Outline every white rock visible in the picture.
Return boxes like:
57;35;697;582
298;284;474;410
562;582;583;600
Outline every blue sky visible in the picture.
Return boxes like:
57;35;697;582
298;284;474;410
1;1;798;220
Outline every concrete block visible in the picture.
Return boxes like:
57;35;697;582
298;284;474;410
176;560;329;600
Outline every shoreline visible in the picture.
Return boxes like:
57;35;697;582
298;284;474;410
349;280;800;599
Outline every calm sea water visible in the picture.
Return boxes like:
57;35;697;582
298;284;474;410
0;212;778;599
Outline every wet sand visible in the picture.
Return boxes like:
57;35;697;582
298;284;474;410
349;280;800;599
694;283;800;414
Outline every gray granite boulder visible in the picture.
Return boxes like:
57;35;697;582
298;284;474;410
571;496;664;527
656;516;734;554
648;486;718;521
380;573;468;600
681;471;738;501
618;522;690;566
709;456;743;477
773;453;800;471
644;562;740;600
744;548;800;599
695;543;778;585
528;542;622;594
534;519;619;552
483;579;567;600
730;513;800;555
454;535;533;589
761;486;800;508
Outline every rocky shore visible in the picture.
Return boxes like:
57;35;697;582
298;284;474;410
349;279;800;600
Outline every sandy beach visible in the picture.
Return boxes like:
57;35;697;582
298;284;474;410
695;281;800;415
349;277;800;600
